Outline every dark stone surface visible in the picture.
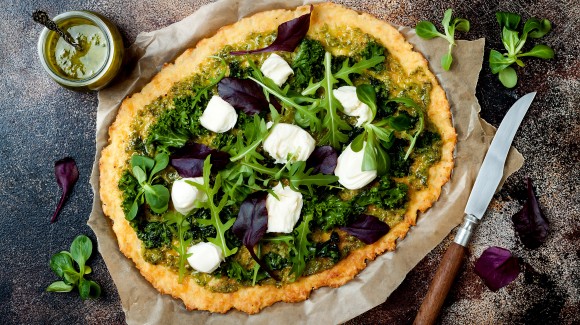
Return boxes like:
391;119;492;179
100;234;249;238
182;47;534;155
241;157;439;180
0;0;577;324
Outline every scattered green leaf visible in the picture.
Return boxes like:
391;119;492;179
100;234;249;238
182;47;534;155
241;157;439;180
490;12;554;88
46;235;101;300
415;9;470;70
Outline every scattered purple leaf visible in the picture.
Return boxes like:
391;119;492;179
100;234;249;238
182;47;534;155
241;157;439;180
306;146;338;175
474;246;520;291
512;177;549;249
230;5;313;55
52;157;79;223
217;77;270;115
169;143;230;177
232;192;278;280
340;214;390;244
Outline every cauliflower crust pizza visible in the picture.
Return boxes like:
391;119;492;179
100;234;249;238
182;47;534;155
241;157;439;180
99;2;456;314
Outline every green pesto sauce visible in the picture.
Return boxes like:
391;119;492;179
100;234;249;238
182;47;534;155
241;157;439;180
123;26;443;292
46;17;108;80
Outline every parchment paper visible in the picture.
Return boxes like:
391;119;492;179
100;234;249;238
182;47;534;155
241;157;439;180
88;0;524;323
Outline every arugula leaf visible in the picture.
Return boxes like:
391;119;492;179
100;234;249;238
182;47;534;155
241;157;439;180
240;160;338;194
490;12;554;88
248;75;321;131
47;235;101;299
126;153;170;220
285;161;339;194
187;156;238;258
301;54;384;96
415;9;470;70
164;211;192;283
318;52;352;148
227;114;269;162
289;214;313;280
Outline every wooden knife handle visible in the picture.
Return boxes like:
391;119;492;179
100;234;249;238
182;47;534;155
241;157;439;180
413;242;467;325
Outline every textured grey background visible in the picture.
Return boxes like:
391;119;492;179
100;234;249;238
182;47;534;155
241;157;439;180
0;0;578;324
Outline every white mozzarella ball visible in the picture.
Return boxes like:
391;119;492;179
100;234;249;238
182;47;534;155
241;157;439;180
334;142;377;190
260;53;294;86
333;86;373;126
266;183;303;233
199;96;238;133
263;123;316;164
171;177;207;215
186;242;224;273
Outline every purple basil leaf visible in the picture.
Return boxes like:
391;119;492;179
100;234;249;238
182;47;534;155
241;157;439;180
230;5;313;55
52;157;79;223
511;177;549;249
170;143;230;177
306;146;338;175
474;246;520;291
232;192;278;280
340;214;390;244
218;77;270;115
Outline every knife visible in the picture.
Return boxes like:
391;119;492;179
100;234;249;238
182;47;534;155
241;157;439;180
413;92;536;325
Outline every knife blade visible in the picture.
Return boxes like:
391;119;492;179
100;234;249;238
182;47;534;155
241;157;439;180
413;92;536;325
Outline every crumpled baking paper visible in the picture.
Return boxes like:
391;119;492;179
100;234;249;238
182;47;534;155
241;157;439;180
88;0;524;323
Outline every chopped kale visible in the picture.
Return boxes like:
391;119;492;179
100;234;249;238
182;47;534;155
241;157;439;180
389;138;413;177
290;38;326;89
188;209;217;241
315;232;341;263
355;177;408;210
263;252;288;271
228;60;248;79
360;41;386;72
225;261;254;282
305;193;355;231
146;94;209;154
211;132;236;150
415;131;442;150
118;170;139;217
370;77;394;118
137;222;172;249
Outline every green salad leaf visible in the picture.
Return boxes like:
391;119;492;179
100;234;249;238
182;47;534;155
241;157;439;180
415;9;470;70
489;12;554;88
126;153;170;220
47;235;101;300
351;87;424;175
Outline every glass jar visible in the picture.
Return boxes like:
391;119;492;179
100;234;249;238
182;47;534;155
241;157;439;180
37;11;124;91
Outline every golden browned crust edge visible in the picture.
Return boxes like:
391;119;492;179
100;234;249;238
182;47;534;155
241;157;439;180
99;2;456;314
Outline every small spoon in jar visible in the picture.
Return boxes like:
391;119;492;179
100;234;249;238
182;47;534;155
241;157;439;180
33;10;82;51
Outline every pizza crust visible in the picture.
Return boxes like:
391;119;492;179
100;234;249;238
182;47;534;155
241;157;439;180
99;2;456;314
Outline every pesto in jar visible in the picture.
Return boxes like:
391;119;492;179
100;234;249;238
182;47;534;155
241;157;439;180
46;18;109;80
